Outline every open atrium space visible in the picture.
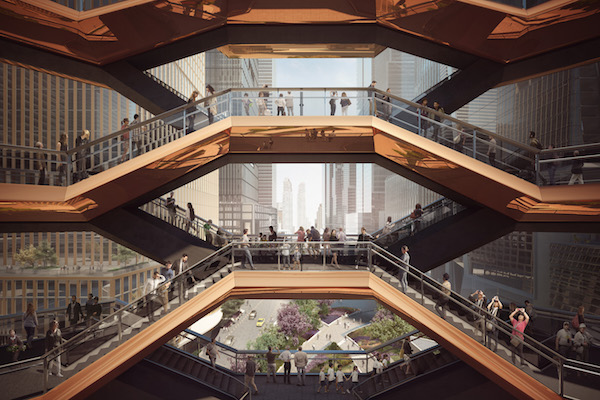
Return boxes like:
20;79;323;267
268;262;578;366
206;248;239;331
0;1;599;399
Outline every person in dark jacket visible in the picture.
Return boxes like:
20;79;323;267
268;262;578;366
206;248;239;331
66;295;85;326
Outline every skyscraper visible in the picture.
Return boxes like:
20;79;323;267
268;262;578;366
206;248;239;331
282;178;294;233
297;182;307;228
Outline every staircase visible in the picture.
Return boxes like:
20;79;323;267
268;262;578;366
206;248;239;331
353;346;458;400
145;345;248;399
0;246;237;400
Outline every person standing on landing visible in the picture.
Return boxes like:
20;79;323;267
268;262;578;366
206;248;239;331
294;346;308;386
66;295;85;326
279;346;292;384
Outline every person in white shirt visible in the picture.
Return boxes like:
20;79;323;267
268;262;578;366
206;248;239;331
285;91;294;116
346;365;359;394
275;93;286;116
326;361;335;392
279;346;292;384
335;365;345;392
398;245;410;293
373;356;383;385
144;271;166;321
574;323;592;362
317;366;326;393
241;228;255;269
281;240;291;270
382;354;389;369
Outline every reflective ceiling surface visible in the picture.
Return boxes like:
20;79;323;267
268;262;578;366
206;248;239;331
1;0;598;65
1;116;599;224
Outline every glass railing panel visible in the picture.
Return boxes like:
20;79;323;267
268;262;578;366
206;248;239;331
0;245;235;397
368;243;600;397
372;198;465;247
139;198;232;246
4;87;597;188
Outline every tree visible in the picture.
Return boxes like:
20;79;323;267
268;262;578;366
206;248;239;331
317;300;334;317
115;245;136;266
277;303;311;343
367;305;414;343
293;299;321;330
35;241;57;267
221;299;244;320
15;245;37;268
247;324;287;351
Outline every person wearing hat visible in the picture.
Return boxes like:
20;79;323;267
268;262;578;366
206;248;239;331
555;321;572;357
574;323;592;362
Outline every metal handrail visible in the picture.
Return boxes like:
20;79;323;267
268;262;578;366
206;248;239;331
145;197;234;237
352;344;455;400
370;197;453;239
160;342;249;398
0;244;235;383
5;87;598;188
370;243;566;364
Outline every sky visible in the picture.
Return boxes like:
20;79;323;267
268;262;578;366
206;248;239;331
273;58;364;226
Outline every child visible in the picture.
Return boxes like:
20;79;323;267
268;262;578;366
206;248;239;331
293;245;301;270
346;365;359;394
335;364;345;392
281;241;291;270
326;361;335;393
317;366;326;393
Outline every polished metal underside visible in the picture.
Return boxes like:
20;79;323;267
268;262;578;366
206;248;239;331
0;0;598;65
1;116;599;224
36;271;561;400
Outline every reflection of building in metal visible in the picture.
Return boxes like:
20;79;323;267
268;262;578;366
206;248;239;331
0;260;156;314
549;236;600;315
460;232;600;316
455;62;600;310
468;231;534;294
324;163;392;233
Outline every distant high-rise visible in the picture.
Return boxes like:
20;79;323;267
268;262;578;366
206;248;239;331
297;182;307;228
324;163;391;233
316;203;324;231
257;164;276;208
282;178;294;233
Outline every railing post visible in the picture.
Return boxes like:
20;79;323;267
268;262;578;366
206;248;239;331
420;275;425;305
43;356;49;392
535;153;541;185
117;312;123;341
231;247;235;270
66;153;73;185
300;91;304;116
179;281;184;306
228;91;232;117
128;132;133;160
558;360;564;396
367;246;372;271
183;108;187;135
472;130;477;159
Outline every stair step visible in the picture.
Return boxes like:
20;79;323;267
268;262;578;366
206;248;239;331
191;363;202;378
182;358;195;375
